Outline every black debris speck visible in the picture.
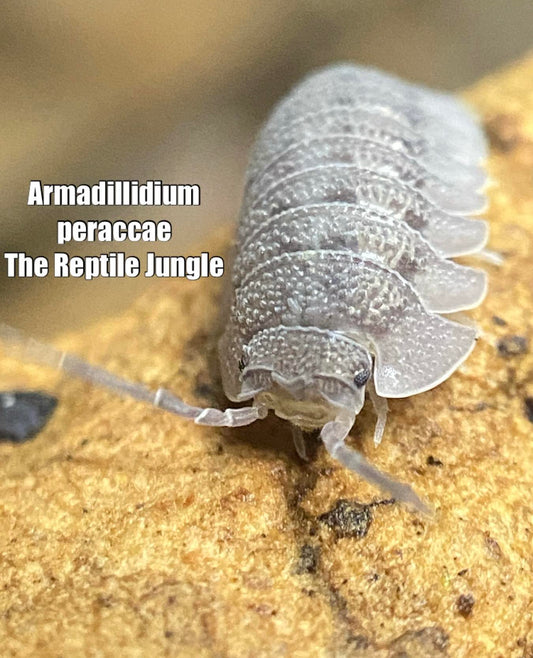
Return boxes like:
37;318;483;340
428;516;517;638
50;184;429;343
318;499;372;539
0;391;58;443
524;398;533;423
497;335;528;357
456;593;475;618
492;315;507;326
427;455;444;467
296;544;320;574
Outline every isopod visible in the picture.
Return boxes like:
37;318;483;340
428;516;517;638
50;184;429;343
1;64;490;513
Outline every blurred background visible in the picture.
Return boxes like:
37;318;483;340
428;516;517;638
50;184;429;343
2;0;533;336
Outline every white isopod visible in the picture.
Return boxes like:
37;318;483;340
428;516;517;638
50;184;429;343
1;64;490;514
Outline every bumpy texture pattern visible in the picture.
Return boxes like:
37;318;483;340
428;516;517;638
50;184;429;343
232;205;486;314
230;251;477;399
241;327;372;396
224;64;488;407
1;57;533;656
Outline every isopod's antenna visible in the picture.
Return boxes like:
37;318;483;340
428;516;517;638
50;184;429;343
0;324;266;428
320;415;432;515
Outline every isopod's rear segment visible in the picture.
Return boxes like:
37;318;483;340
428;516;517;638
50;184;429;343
221;63;489;511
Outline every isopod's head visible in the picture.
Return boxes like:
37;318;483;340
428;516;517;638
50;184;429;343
235;327;372;430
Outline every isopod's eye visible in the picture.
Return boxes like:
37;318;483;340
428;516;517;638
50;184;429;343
353;368;370;387
238;355;248;372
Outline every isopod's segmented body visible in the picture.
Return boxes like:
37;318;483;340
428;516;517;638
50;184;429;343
218;64;489;511
1;64;489;513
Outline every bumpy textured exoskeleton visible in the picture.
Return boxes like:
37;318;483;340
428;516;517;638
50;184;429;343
1;64;489;514
220;64;489;512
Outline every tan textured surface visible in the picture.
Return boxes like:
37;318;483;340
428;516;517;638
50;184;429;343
1;57;533;657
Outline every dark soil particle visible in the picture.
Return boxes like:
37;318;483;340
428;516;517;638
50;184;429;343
295;544;320;574
456;593;475;618
318;499;372;539
492;315;507;326
497;335;528;357
524;397;533;423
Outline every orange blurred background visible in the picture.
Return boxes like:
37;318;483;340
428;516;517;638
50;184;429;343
2;1;533;336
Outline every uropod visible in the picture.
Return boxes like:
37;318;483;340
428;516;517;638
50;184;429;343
1;64;490;514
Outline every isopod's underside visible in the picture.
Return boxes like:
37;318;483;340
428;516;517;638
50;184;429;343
1;64;489;513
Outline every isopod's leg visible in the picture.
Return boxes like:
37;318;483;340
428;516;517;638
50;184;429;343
154;388;267;427
291;425;308;460
0;324;266;428
367;379;388;446
320;416;432;515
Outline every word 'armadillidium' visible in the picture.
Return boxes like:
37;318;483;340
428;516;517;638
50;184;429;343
1;64;490;513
